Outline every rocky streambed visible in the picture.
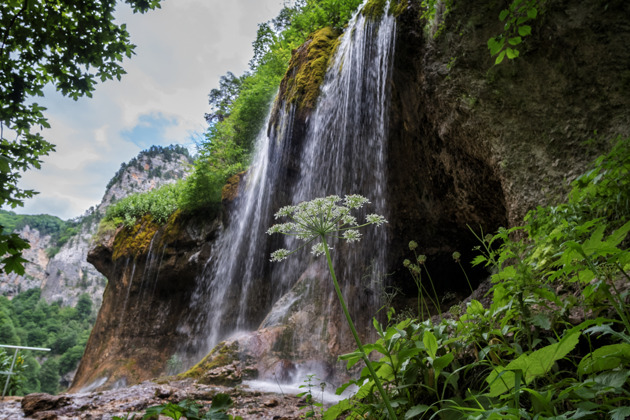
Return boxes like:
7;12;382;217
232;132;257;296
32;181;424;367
0;379;314;419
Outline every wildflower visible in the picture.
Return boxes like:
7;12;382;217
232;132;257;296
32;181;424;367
268;194;396;419
267;194;387;260
452;251;461;262
270;248;291;262
408;240;418;250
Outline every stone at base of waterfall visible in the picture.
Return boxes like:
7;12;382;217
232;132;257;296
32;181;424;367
21;393;71;417
200;361;258;387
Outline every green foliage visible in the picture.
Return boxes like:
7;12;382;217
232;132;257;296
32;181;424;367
0;309;20;345
0;210;81;257
39;358;60;394
122;394;241;420
297;374;326;418
487;0;542;64
59;345;85;375
76;293;93;320
0;288;95;395
327;137;630;419
205;72;247;125
104;182;184;227
0;348;27;396
0;0;162;275
403;241;442;320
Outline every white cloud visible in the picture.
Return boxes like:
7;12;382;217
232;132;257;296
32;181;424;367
10;0;285;220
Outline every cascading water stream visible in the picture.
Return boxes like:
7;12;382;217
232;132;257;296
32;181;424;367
181;2;396;378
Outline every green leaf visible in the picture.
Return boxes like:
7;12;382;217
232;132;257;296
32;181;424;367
487;37;505;56
208;393;233;412
471;254;488;267
323;399;352;420
0;156;11;173
499;9;509;21
2;254;28;276
530;313;552;330
467;299;485;315
508;36;522;46
405;404;430;419
610;406;630;420
505;48;519;59
592;370;630;393
487;328;580;396
423;330;438;359
432;353;454;371
338;351;363;369
578;343;630;375
518;25;532;36
527;7;538;19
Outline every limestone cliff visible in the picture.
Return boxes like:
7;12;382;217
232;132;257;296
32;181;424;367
77;0;630;391
0;146;193;308
71;212;219;391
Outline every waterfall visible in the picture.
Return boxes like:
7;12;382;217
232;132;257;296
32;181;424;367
182;3;396;377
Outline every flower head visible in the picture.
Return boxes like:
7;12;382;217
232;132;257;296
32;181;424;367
366;214;387;226
270;248;291;262
268;194;386;261
342;229;362;242
344;194;369;209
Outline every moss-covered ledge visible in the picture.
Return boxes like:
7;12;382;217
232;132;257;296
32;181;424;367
270;26;341;130
362;0;407;19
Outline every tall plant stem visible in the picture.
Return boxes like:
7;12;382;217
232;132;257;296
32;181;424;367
322;236;398;420
457;261;474;293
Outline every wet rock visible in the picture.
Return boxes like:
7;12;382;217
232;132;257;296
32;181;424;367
0;379;308;420
21;393;71;416
263;398;279;407
201;362;243;387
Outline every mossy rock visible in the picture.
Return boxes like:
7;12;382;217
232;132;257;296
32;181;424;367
278;27;341;115
362;0;407;19
389;0;408;17
112;215;160;261
221;171;246;204
361;0;387;19
181;341;240;380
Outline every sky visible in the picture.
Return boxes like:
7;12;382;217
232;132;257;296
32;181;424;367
10;0;285;220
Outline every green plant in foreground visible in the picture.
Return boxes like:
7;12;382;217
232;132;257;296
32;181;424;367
403;241;442;319
267;194;396;419
297;374;326;418
114;394;240;420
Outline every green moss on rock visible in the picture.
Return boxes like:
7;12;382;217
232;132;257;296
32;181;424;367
159;209;185;246
361;0;387;19
221;171;246;204
389;0;408;17
362;0;407;19
181;341;239;379
112;215;160;261
279;27;341;114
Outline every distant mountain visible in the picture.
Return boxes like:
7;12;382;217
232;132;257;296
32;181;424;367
0;144;193;308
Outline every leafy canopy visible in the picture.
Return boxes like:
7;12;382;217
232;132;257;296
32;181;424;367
0;0;162;274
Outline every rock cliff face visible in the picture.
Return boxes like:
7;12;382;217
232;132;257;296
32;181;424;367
0;146;193;308
72;212;219;391
385;0;630;292
77;0;630;391
0;226;52;296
